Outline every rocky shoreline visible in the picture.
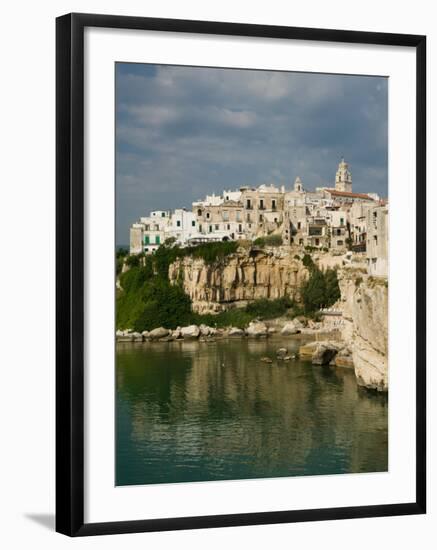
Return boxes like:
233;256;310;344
116;318;308;343
116;319;357;374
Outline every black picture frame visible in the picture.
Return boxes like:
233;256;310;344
56;12;426;537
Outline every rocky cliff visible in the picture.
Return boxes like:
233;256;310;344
338;268;388;391
169;246;308;314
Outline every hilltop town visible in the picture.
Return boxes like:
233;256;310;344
130;158;388;277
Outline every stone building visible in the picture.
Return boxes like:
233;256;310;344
366;204;388;277
129;210;171;254
128;158;388;259
349;201;372;252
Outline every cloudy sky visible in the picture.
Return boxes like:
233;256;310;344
116;63;388;246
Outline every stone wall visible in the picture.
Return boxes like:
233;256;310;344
338;268;388;391
168;246;308;314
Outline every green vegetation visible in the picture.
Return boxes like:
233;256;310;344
300;264;340;314
117;241;240;330
193;297;295;329
116;265;192;331
253;234;283;247
116;242;340;331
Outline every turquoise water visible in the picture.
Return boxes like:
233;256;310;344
116;337;388;486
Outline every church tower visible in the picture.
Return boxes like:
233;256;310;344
294;176;304;193
335;158;352;193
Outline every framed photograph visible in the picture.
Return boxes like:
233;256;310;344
56;13;426;536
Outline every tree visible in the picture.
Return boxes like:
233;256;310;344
301;268;326;312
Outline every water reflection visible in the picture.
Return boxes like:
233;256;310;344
116;338;388;486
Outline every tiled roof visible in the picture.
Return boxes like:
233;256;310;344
324;189;374;200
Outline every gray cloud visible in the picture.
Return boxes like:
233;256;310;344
116;63;388;245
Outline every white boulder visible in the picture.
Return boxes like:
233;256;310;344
245;321;268;338
281;322;300;335
180;325;201;339
149;327;170;339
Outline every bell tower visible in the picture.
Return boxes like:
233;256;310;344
294;176;304;193
335;158;352;192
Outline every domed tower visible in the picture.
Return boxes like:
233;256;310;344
294;176;304;193
335;158;352;192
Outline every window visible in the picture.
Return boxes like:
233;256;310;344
238;224;242;233
236;211;241;221
226;195;229;201
199;224;202;232
340;217;344;226
246;199;251;209
197;209;202;216
297;222;301;230
176;220;181;227
191;220;195;227
259;214;263;222
272;199;276;210
374;235;378;244
274;218;278;223
161;212;166;217
215;224;219;230
223;211;229;221
145;224;150;231
315;238;320;246
337;240;343;246
246;213;251;222
227;224;230;230
209;225;212;233
144;235;150;244
259;199;264;209
155;235;161;245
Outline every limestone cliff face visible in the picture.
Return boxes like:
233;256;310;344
169;247;308;314
338;268;388;391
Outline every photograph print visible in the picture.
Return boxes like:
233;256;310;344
115;62;388;487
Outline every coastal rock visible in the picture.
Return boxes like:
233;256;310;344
338;269;388;391
299;341;319;358
199;324;210;336
116;334;134;342
228;327;245;337
260;357;273;364
141;330;150;339
245;321;268;338
149;327;170;340
132;332;143;342
292;318;304;330
171;329;181;339
281;322;300;335
311;343;339;365
180;325;201;339
168;247;309;314
276;347;288;357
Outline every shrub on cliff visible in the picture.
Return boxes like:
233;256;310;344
133;279;193;331
253;234;283;247
245;296;294;319
117;265;193;331
189;241;238;264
